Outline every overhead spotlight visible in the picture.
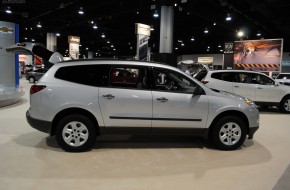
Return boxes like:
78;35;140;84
150;27;154;31
36;22;42;28
113;48;116;51
208;46;210;49
204;28;209;33
93;25;98;29
101;33;105;38
137;11;139;14
56;33;60;37
207;49;209;52
257;31;262;36
218;44;221;48
220;49;223;52
153;10;159;18
181;43;185;46
111;44;114;48
190;36;195;41
78;7;84;14
90;21;94;24
5;7;12;14
107;40;110;44
175;47;178;50
79;44;82;46
31;39;35;42
226;14;232;21
86;47;89;50
237;31;244;37
174;3;177;7
213;22;216;26
24;37;27;40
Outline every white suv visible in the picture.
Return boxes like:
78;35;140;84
25;60;259;152
195;70;290;113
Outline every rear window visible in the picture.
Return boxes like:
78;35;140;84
276;74;290;79
194;69;208;81
55;65;108;87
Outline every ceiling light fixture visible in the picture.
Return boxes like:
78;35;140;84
5;7;12;14
36;22;42;28
153;10;159;18
218;44;221;48
56;33;60;37
190;36;195;41
93;25;98;29
204;28;209;33
101;33;105;38
174;3;177;7
237;31;244;37
226;14;232;21
31;39;35;42
78;7;84;15
257;31;262;36
213;22;216;26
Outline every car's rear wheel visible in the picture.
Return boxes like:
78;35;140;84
55;114;97;152
29;77;35;83
211;116;247;150
279;96;290;113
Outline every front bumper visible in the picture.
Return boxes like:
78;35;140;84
248;126;259;139
26;110;52;134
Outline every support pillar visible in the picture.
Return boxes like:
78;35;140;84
159;6;174;53
88;51;93;59
46;33;57;52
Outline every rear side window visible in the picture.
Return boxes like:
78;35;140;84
211;72;235;82
55;65;108;87
277;74;290;79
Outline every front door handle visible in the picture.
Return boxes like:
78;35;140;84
234;85;239;88
257;87;263;89
157;97;168;102
102;94;115;99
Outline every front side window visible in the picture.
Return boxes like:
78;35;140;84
109;66;148;89
153;68;198;93
255;74;275;85
211;72;235;82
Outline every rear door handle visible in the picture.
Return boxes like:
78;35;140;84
257;87;263;89
102;94;115;99
157;97;168;102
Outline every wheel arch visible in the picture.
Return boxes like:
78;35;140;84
51;108;99;136
208;110;249;138
279;94;290;113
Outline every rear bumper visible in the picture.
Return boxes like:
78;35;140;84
26;111;52;134
248;126;259;139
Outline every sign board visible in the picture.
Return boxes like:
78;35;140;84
224;42;234;54
68;36;80;44
198;57;213;63
135;23;151;36
68;36;80;59
233;39;283;71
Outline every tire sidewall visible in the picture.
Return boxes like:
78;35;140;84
211;116;247;150
280;96;290;113
55;114;97;152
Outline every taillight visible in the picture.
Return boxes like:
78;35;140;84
30;85;46;95
201;80;209;84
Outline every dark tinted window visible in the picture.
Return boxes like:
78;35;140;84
194;69;208;81
55;65;108;87
211;72;235;82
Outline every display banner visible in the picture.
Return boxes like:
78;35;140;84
135;23;150;61
68;35;80;59
234;39;283;71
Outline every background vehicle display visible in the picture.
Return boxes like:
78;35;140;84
26;68;48;83
195;70;290;113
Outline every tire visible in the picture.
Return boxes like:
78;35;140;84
29;77;35;83
210;116;247;150
55;114;97;152
279;96;290;113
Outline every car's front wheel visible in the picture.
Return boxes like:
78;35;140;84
279;96;290;113
55;114;97;152
210;116;247;150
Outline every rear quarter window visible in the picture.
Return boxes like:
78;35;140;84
55;65;108;87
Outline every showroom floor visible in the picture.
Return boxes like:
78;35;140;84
1;78;290;190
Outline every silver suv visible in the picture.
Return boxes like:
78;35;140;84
6;44;259;152
195;69;290;113
26;60;259;152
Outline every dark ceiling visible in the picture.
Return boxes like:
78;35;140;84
1;0;290;58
